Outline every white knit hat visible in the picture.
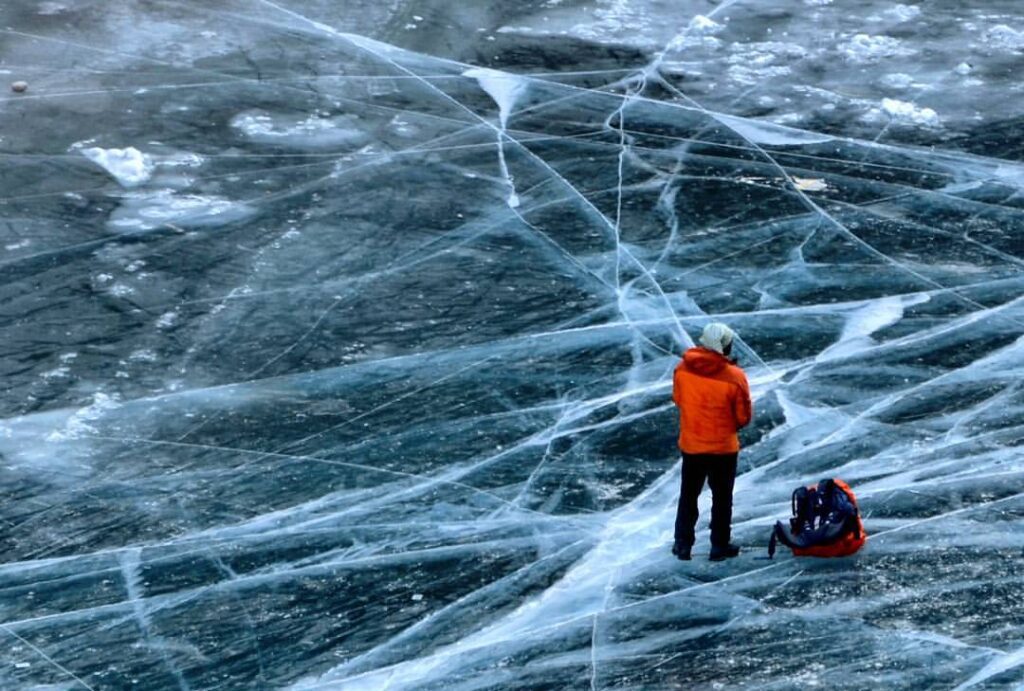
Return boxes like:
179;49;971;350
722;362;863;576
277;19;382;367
699;322;736;354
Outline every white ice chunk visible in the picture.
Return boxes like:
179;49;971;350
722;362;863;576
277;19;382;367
882;97;940;126
792;177;828;191
464;67;528;208
687;15;723;35
156;312;178;329
81;146;154;188
463;67;527;129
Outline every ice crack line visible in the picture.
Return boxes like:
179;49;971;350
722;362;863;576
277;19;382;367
120;548;192;691
247;0;697;362
0;623;97;690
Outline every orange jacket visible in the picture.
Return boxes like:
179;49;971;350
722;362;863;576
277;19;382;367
672;347;752;454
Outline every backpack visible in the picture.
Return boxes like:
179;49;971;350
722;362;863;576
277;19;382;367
768;478;865;558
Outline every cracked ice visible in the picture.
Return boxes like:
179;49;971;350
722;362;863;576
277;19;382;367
2;0;1024;689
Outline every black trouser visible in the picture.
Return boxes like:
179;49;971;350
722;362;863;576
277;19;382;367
673;452;738;548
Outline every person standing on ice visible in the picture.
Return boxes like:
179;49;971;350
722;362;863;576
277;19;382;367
671;322;752;561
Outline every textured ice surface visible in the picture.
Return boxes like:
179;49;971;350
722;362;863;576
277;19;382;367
2;1;1024;689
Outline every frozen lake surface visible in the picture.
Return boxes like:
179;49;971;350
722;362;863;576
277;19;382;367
2;0;1024;688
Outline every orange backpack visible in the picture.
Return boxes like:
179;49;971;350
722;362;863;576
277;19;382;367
769;478;866;558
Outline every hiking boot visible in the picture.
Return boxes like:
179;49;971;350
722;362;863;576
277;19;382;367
709;543;740;561
671;542;692;561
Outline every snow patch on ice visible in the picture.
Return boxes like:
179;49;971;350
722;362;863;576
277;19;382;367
819;294;929;360
841;34;914;62
878;5;922;23
232;111;369;150
387;116;418;138
81;147;154;188
129;349;158;362
46;393;121;442
566;0;659;48
40;366;70;379
157;312;178;329
983;25;1024;51
159;152;205;168
40;352;79;380
109;189;254;232
881;97;940;126
713;114;835;146
688;15;723;35
992;163;1024;188
726;42;806;85
880;72;918;89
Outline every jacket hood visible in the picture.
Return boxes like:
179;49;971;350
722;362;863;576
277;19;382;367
683;346;729;376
